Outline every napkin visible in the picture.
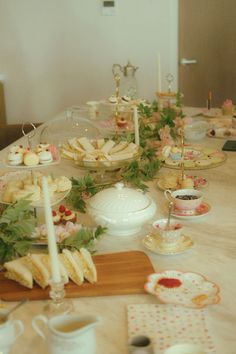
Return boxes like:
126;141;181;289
127;304;216;354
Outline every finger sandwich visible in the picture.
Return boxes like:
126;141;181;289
4;257;33;289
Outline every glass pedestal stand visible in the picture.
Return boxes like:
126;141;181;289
44;279;73;317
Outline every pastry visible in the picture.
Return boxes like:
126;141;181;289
23;152;40;166
73;248;97;284
7;152;23;166
61;209;77;224
55;176;72;192
9;145;25;154
24;185;41;201
195;159;211;167
59;249;84;286
38;150;53;164
4;257;33;289
169;147;182;161
180;177;194;189
35;143;50;153
26;254;50;289
2;186;20;203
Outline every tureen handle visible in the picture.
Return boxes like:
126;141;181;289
95;215;116;225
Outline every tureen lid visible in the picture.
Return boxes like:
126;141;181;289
88;182;151;213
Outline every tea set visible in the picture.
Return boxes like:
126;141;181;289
142;183;210;255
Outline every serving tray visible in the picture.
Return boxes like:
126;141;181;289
0;251;154;301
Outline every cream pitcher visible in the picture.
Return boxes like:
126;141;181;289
32;314;99;354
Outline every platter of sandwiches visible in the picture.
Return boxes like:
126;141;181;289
3;248;97;289
0;171;72;208
60;137;140;170
0;250;154;301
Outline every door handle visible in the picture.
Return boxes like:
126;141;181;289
180;58;197;66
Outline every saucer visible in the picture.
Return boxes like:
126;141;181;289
142;233;194;255
171;202;211;219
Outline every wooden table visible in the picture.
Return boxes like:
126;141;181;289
0;112;235;354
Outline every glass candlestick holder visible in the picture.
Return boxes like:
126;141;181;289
44;278;73;316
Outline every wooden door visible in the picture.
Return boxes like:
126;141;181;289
178;0;236;107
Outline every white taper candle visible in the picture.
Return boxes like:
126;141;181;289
133;106;140;146
42;176;61;283
158;54;162;92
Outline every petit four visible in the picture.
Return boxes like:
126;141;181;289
23;152;40;166
7;152;23;166
38;150;53;164
6;143;59;167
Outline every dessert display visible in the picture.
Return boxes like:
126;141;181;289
161;145;226;169
5;143;59;167
0;171;72;207
3;248;97;289
61;137;139;169
145;271;220;308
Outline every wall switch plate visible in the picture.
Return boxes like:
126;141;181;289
101;0;116;16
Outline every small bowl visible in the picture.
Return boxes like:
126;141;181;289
184;121;209;141
164;189;203;211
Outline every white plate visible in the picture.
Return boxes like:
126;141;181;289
142;233;194;255
4;155;60;169
145;270;220;308
0;171;71;208
171;202;211;220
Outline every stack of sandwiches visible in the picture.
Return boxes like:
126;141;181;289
3;248;97;289
61;136;139;166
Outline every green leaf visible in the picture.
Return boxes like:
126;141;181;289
59;225;106;252
13;240;32;257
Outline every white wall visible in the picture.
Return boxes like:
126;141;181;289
0;0;178;123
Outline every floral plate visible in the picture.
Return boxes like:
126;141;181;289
171;202;211;220
145;270;220;308
157;174;208;191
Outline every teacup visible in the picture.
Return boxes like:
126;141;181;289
0;310;24;354
164;189;203;211
153;219;183;249
32;314;99;354
164;343;206;354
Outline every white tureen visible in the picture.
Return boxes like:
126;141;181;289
87;182;157;236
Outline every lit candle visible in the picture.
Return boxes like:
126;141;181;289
42;176;61;283
133;106;140;146
157;54;162;92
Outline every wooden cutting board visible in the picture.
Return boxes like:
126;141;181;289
0;251;155;301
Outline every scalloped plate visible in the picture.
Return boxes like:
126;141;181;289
145;270;220;308
157;174;208;191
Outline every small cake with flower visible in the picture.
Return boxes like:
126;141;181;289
169;146;182;161
222;99;235;116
